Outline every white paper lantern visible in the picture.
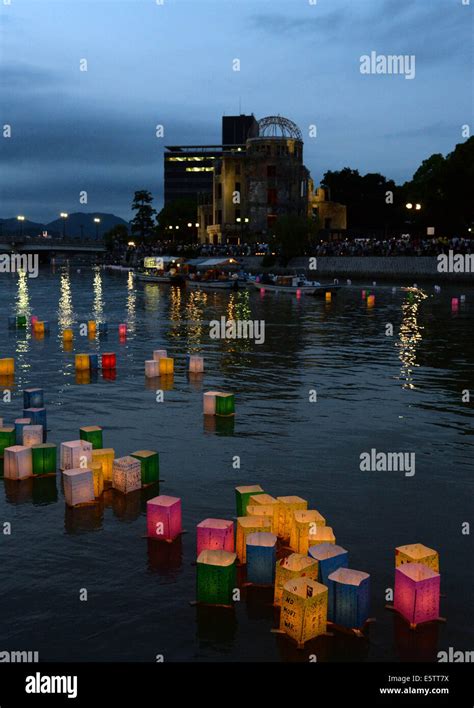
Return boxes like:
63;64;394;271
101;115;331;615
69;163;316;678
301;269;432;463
189;355;204;373
112;455;142;494
4;445;33;480
145;360;160;378
153;349;167;360
60;440;93;471
22;425;43;448
63;468;95;507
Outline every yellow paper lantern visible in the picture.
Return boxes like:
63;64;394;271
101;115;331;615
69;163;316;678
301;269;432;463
33;321;45;335
75;354;90;371
248;493;281;533
159;357;174;375
63;328;74;342
88;320;97;335
309;525;336;546
0;358;15;376
274;552;318;606
395;543;439;572
91;448;115;483
91;461;104;497
277;496;308;539
325;291;332;302
290;510;327;555
236;516;272;563
280;577;328;646
246;504;278;534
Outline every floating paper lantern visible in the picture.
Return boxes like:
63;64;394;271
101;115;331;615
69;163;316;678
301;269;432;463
79;426;103;450
4;445;33;480
63;328;73;342
361;290;366;299
22;425;43;448
91;448;114;482
290;509;326;555
23;407;47;433
63;468;95;507
159;357;174;375
197;549;237;606
147;495;182;541
15;418;31;444
309;543;349;585
91;461;104;497
101;352;116;370
309;525;336;546
280;577;328;645
277;496;308;539
203;391;235;417
30;315;38;326
88;354;99;370
145;360;160;378
130;450;159;486
246;532;277;585
325;291;332;303
23;388;44;409
367;295;375;307
274;553;319;606
17;315;27;328
394;563;440;627
246;504;277;534
189;355;204;373
118;323;127;337
33;321;45;335
197;518;234;555
60;440;93;470
98;322;108;334
247;493;280;532
88;320;97;335
153;349;167;360
31;443;57;475
0;358;14;376
75;353;90;371
235;484;264;516
236;516;272;563
395;543;439;572
451;297;459;311
112;455;142;494
327;567;370;628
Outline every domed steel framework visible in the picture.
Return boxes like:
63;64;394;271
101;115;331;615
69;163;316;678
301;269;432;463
257;115;302;141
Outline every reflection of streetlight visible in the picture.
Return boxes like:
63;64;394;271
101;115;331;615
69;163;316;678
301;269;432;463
93;217;101;239
60;212;68;238
17;215;25;238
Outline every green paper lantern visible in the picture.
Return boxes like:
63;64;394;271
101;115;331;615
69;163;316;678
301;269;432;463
0;428;16;456
215;394;235;417
197;550;237;605
17;315;27;328
31;443;57;475
235;485;264;516
79;426;103;450
130;450;159;485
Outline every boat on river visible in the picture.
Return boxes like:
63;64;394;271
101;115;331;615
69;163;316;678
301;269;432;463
135;256;185;284
251;275;340;296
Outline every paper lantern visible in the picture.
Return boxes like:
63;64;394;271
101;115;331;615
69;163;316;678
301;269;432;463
91;448;114;482
23;407;47;433
4;445;33;480
88;354;99;370
395;543;439;572
0;427;16;455
130;450;159;485
236;516;272;563
246;504;277;534
88;320;97;335
63;468;95;507
197;549;237;606
31;443;57;475
277;496;308;539
203;391;235;416
197;518;234;555
91;461;104;497
30;315;38;326
309;543;349;585
235;485;264;516
75;354;90;371
394;563;440;627
325;291;332;302
0;358;14;376
145;360;160;378
60;440;93;470
280;577;328;645
367;295;375;307
247;494;280;532
23;388;44;409
15;418;31;444
246;532;277;585
118;323;127;337
98;322;108;334
274;553;319;606
451;297;459;311
147;495;182;541
101;353;116;370
153;349;167;360
33;321;45;335
309;525;336;545
159;357;174;375
327;567;370;628
16;315;27;328
63;328;73;342
22;425;43;448
289;509;326;555
112;455;142;494
79;426;103;450
189;355;204;373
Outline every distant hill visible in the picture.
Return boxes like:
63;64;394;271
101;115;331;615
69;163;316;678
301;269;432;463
0;213;129;240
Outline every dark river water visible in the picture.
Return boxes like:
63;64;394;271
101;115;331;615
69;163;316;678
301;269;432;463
1;266;472;662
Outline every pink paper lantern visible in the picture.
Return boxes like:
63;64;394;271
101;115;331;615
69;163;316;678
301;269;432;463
30;315;38;326
394;563;440;626
197;518;234;555
119;323;127;337
147;495;182;542
451;297;459;311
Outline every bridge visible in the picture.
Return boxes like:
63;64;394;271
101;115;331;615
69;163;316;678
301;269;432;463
0;236;106;254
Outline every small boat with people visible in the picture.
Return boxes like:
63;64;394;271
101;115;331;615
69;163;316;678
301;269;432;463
135;256;186;284
186;257;245;291
250;274;341;296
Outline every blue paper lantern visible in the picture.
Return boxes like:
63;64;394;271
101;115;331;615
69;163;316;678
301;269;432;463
327;567;370;629
309;543;349;585
23;388;44;409
98;322;108;334
89;354;99;370
246;532;277;585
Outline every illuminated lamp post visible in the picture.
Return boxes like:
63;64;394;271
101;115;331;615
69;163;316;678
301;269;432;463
17;215;25;238
60;212;68;238
93;217;101;239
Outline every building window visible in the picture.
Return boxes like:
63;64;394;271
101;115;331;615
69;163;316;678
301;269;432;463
267;165;276;178
267;188;277;206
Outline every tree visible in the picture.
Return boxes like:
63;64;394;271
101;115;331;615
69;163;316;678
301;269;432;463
156;197;198;239
103;224;129;251
130;190;156;239
273;215;317;264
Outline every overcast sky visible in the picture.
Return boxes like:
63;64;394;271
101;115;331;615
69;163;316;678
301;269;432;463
1;0;472;222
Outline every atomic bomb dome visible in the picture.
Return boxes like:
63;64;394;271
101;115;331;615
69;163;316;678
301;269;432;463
256;115;303;141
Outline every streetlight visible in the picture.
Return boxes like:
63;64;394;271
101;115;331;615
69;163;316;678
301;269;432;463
415;203;421;211
60;212;68;238
93;217;101;239
187;222;192;228
406;203;413;210
17;215;25;238
128;241;136;248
